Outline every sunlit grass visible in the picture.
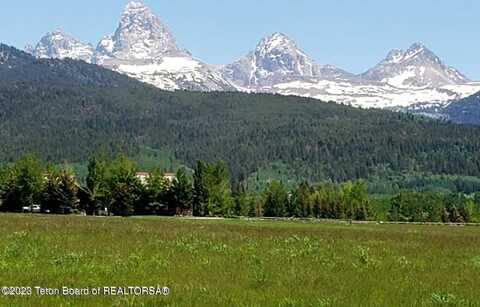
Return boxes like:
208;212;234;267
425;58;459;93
0;214;479;306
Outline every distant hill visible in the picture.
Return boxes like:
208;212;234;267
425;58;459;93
2;87;480;182
0;43;143;88
443;91;480;125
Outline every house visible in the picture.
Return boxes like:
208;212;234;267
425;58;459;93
163;172;176;183
136;172;151;185
135;172;177;185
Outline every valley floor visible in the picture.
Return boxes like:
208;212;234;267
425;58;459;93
0;214;479;306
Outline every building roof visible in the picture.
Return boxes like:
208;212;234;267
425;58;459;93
136;172;150;177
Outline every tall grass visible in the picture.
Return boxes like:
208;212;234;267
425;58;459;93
0;214;479;306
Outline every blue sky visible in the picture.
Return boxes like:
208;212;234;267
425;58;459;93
1;0;479;79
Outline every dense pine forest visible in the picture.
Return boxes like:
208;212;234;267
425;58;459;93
1;44;480;193
2;84;480;184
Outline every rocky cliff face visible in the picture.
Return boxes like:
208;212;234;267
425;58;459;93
95;0;185;64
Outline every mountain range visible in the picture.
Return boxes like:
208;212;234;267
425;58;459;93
2;42;480;183
24;0;480;114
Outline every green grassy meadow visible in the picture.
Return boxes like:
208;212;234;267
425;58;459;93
0;215;479;306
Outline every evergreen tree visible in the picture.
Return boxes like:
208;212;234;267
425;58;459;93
210;161;234;216
0;155;43;213
341;181;372;220
0;165;10;200
461;198;476;223
450;205;463;223
41;167;78;214
263;181;288;217
79;153;108;215
107;155;141;217
193;161;209;216
170;168;193;215
58;169;79;213
233;183;256;217
288;182;313;217
141;169;170;215
193;161;233;216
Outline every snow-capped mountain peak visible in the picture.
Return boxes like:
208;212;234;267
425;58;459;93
237;39;479;111
125;0;146;10
362;42;469;88
222;32;317;87
121;0;157;28
31;29;94;63
403;43;439;63
408;42;427;52
26;1;480;111
257;32;299;56
96;0;183;63
221;32;354;88
254;32;318;79
88;1;235;91
383;43;439;66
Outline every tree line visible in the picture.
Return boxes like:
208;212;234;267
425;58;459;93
387;191;479;223
1;154;480;222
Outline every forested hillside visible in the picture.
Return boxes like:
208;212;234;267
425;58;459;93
2;83;480;183
0;44;142;87
1;44;480;185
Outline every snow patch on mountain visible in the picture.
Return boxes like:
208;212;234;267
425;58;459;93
95;35;115;64
118;57;201;73
442;82;480;101
382;68;418;88
272;80;480;109
112;56;234;91
115;56;203;89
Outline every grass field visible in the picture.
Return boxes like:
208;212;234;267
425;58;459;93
0;215;479;306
